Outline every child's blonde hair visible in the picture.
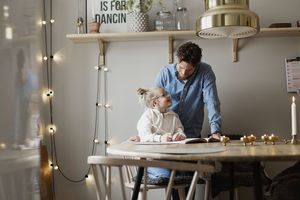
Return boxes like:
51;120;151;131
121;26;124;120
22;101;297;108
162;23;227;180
137;87;163;108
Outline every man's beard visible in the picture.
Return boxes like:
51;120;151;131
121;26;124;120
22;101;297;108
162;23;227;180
177;73;190;80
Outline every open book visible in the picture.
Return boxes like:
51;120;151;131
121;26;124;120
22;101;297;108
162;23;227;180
134;137;218;145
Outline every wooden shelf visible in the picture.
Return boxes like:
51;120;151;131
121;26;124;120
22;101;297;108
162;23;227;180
67;30;195;43
66;27;300;63
67;28;300;43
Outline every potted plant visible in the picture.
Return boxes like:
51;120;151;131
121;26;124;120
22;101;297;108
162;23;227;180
88;15;101;33
125;0;153;32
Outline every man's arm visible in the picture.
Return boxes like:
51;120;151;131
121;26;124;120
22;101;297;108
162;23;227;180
202;67;222;136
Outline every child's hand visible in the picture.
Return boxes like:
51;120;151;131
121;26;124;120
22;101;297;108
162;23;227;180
161;133;173;142
172;133;186;141
209;133;221;142
128;136;140;142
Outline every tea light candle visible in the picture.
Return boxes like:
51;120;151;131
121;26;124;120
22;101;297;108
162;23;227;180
292;96;297;135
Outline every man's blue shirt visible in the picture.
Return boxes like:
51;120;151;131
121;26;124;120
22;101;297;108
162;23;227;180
154;62;222;138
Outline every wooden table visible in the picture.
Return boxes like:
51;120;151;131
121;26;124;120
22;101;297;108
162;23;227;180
107;141;300;200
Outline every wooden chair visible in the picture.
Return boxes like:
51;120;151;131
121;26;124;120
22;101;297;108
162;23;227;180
123;157;191;200
88;156;215;200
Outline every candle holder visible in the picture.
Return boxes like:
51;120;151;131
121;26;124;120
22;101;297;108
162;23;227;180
291;135;299;144
240;135;250;146
220;136;230;146
261;134;269;144
269;134;279;145
247;134;256;145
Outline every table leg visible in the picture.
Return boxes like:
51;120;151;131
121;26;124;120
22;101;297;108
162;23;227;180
132;167;144;200
229;162;235;200
253;162;263;200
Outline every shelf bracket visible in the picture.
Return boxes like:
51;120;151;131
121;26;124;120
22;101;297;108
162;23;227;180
98;39;105;66
168;36;173;64
233;39;239;62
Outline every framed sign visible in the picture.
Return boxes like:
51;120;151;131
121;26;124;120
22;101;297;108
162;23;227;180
86;0;128;33
286;57;300;92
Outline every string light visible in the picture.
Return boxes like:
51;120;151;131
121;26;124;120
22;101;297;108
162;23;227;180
85;174;94;183
42;90;54;101
5;26;12;40
40;0;105;184
96;103;102;107
52;54;60;62
94;139;99;144
103;67;109;72
104;104;110;108
104;140;111;145
0;143;6;149
47;90;54;97
4;12;9;18
47;124;57;134
94;66;101;70
54;166;59;170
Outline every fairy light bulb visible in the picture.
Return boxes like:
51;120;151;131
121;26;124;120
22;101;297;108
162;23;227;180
103;67;109;72
96;103;102;107
94;139;99;144
0;143;6;149
43;56;48;61
41;20;46;25
42;90;54;102
50;19;55;23
48;124;57;134
52;54;59;61
104;104;110;108
94;66;100;70
54;166;58;170
47;90;54;97
49;127;54;133
85;174;94;182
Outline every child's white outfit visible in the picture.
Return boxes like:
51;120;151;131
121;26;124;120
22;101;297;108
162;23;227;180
137;108;186;179
137;108;186;142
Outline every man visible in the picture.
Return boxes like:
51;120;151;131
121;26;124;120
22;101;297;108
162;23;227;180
154;42;222;140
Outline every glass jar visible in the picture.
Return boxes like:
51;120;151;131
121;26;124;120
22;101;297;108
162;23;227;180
176;7;189;30
155;11;174;31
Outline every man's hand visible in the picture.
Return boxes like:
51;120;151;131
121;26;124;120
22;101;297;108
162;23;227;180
172;133;186;141
161;133;173;142
128;136;140;142
209;133;221;142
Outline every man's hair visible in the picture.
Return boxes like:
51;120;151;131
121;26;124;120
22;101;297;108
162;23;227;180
176;42;202;67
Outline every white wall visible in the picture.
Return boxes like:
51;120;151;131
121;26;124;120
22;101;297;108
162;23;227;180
51;0;300;199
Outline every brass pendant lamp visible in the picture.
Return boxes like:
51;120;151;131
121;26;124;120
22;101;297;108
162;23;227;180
196;0;260;39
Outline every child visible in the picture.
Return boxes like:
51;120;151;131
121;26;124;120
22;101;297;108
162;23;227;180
135;86;186;179
136;86;186;142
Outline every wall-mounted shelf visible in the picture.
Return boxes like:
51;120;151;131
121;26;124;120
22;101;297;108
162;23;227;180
67;27;300;64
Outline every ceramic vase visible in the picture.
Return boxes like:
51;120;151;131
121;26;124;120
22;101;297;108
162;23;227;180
127;12;149;32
